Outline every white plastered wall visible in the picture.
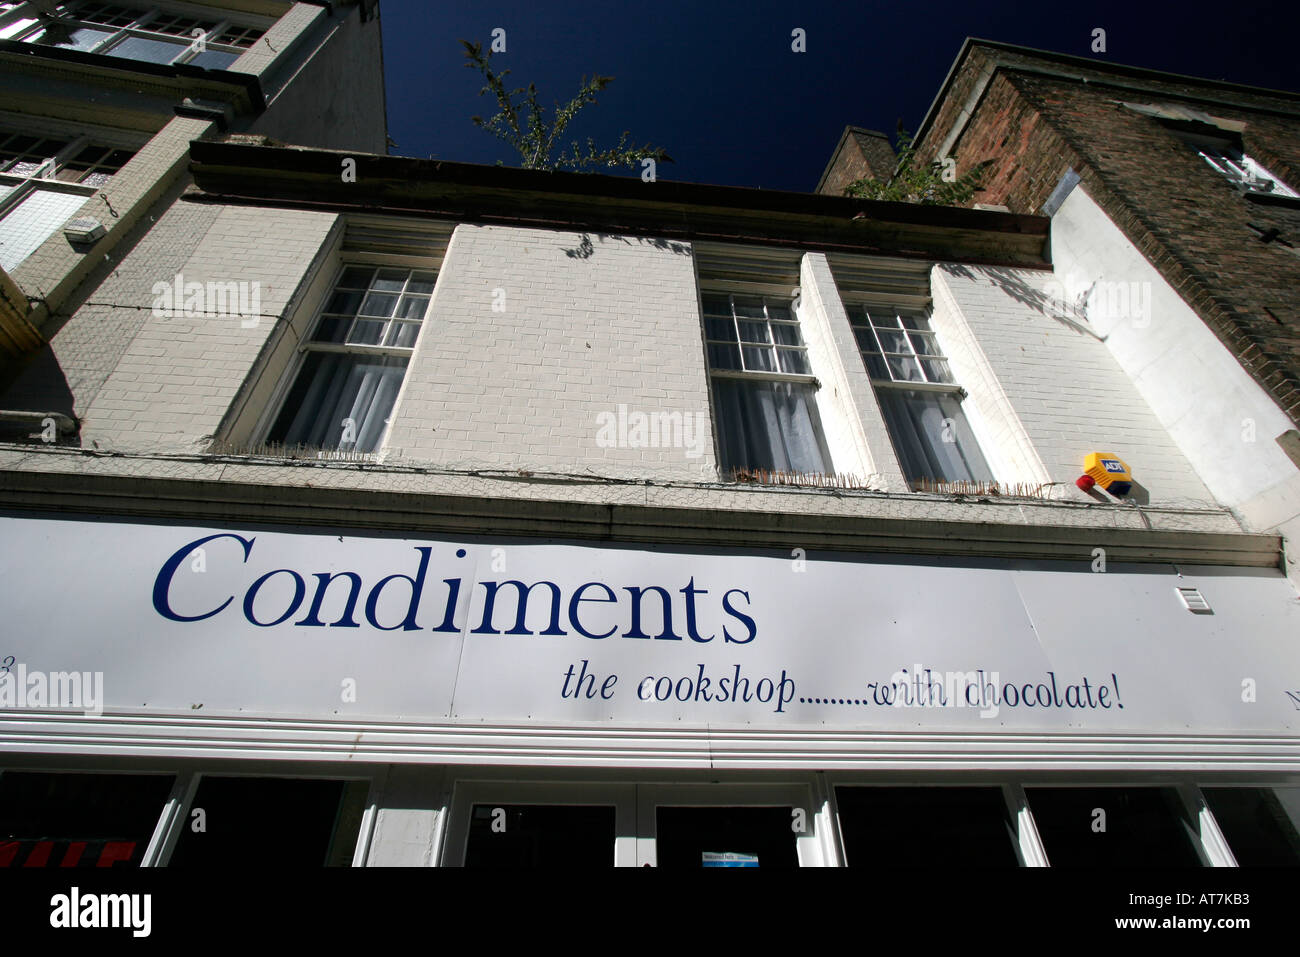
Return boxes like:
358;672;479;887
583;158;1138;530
1050;185;1300;583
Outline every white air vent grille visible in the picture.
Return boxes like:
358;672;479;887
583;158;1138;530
1176;587;1212;614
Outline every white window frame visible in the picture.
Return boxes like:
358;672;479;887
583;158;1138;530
0;0;267;69
700;286;835;478
850;305;995;488
1197;146;1298;198
255;263;437;457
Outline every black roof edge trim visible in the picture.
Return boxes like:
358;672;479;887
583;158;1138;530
188;140;1051;237
0;39;266;112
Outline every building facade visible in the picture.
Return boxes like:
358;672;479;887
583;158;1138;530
0;23;1298;868
820;40;1300;592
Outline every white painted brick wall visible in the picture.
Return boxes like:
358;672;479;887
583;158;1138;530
76;204;338;451
385;225;716;481
799;253;906;490
932;263;1218;507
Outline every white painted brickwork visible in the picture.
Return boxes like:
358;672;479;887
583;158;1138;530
931;263;1218;507
11;116;216;310
798;253;907;491
76;203;338;452
2;200;1246;536
384;224;716;482
1050;185;1300;581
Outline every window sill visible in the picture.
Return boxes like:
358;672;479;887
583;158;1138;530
1242;191;1300;209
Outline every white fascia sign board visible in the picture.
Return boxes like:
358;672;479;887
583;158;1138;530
0;515;1298;736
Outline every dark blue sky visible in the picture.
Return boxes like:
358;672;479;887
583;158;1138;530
379;0;1299;193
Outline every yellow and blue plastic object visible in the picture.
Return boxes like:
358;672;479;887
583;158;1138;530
1076;453;1132;497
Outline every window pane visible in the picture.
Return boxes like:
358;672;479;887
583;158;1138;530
385;322;420;348
143;13;219;38
104;35;186;65
877;329;910;353
909;332;940;356
863;352;890;379
765;303;793;322
28;25;114;51
370;269;407;292
75;3;145;28
876;389;993;485
465;805;616;868
0;771;174;868
737;320;769;343
0;187;90;271
266;352;408;453
836;787;1020;867
359;292;397;317
1027;788;1205;868
396;295;429;320
337;267;373;288
732;297;765;319
885;354;923;382
920;358;954;384
707;342;741;370
346;319;386;345
656;807;798;869
7;161;50;177
704;316;735;341
168;778;367;867
712;377;832;474
1202;788;1300;866
770;323;801;346
311;315;350;344
777;349;810;374
899;313;927;330
406;274;437;295
741;345;775;372
854;327;879;353
324;290;364;315
701;293;731;317
188;48;239;70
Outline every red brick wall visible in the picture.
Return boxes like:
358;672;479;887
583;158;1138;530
913;48;1300;425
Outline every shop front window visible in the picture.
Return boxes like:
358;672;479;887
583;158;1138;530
167;776;368;867
835;786;1022;867
1026;787;1206;867
0;771;174;867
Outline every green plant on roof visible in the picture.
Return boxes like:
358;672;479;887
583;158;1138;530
844;126;989;205
461;39;672;173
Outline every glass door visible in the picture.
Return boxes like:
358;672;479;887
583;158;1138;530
635;784;825;867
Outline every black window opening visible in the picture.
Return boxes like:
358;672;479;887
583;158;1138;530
168;777;368;867
464;804;616;867
0;771;175;867
655;806;799;868
1202;788;1300;866
835;786;1021;867
1165;123;1297;198
1026;787;1205;867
